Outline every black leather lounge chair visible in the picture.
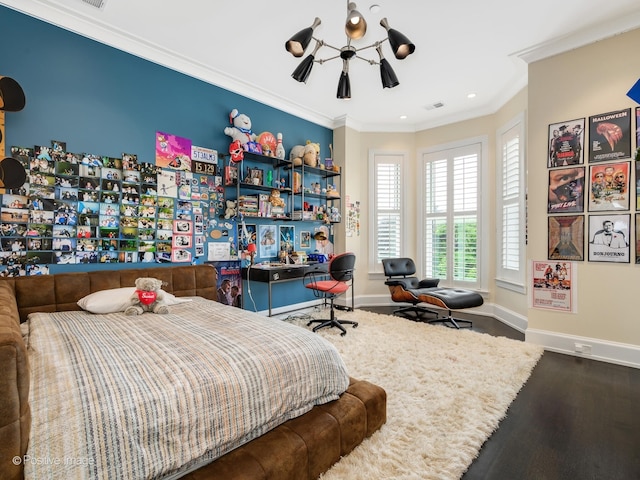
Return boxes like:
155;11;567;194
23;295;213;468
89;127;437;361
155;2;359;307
382;257;484;329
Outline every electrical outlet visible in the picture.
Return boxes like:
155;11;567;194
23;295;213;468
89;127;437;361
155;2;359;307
574;343;592;354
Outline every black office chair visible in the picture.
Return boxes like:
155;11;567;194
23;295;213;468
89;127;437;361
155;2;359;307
382;257;482;329
304;252;358;336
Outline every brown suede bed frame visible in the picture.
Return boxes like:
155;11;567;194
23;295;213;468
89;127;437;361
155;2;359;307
0;264;386;480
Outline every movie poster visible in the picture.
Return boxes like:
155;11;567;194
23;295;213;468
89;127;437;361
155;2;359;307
548;215;584;261
530;260;576;313
547;167;585;214
588;108;632;162
588;161;630;211
588;214;630;263
548;118;584;167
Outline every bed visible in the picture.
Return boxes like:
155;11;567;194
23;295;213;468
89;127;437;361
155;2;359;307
0;265;386;480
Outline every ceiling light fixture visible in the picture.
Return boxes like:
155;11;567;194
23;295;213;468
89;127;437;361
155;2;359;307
285;1;415;99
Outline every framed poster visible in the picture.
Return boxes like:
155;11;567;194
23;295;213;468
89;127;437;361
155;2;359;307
547;167;585;214
588;108;632;162
548;118;584;167
548;215;584;261
258;224;277;258
587;161;630;211
300;230;311;248
530;260;576;313
636;162;640;210
636;214;640;264
588;214;630;263
279;225;294;254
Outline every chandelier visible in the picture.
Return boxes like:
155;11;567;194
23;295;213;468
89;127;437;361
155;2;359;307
285;2;415;99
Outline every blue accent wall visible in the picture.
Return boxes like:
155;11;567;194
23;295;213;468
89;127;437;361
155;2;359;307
0;6;331;310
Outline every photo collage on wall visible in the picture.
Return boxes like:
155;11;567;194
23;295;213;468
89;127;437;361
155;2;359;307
0;138;222;277
547;107;637;264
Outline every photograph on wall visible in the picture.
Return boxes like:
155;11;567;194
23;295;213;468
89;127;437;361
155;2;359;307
587;161;630;211
155;131;192;171
530;260;576;313
588;108;632;162
588;213;630;263
548;118;584;167
258;224;277;258
300;230;311;248
547;166;585;213
548;215;584;261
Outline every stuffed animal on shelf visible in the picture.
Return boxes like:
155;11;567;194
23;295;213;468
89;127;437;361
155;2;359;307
224;199;237;219
125;277;169;315
269;189;285;208
224;108;258;151
289;141;319;167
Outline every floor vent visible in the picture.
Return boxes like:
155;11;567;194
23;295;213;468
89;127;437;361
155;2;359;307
81;0;108;9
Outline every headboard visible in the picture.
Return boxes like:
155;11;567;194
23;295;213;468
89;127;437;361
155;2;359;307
2;264;218;323
0;264;218;480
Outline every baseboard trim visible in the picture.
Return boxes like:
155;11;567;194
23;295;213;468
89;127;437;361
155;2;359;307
526;328;640;369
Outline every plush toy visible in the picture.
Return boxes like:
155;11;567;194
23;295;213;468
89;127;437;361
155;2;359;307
125;277;169;315
303;141;320;167
224;199;237;219
269;189;285;208
224;108;257;150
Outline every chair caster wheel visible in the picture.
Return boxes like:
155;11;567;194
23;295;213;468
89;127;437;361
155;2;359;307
353;324;358;328
340;331;347;337
307;321;313;327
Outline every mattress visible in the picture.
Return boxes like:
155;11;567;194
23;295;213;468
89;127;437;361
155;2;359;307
22;297;350;479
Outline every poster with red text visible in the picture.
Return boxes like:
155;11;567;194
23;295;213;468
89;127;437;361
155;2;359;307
530;260;577;313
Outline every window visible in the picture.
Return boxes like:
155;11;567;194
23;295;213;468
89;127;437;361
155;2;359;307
368;151;405;273
421;139;486;289
496;113;526;291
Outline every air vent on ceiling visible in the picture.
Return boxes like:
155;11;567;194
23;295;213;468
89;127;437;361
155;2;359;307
81;0;108;9
424;101;445;111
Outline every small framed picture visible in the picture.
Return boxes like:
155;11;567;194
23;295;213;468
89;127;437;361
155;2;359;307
548;215;584;261
588;162;630;211
172;235;192;248
300;230;311;248
588;214;630;263
548;167;585;214
548;118;585;167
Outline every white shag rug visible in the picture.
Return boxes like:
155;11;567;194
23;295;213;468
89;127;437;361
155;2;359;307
283;309;544;480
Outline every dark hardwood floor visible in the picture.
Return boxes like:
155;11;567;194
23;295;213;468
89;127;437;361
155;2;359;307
360;306;640;480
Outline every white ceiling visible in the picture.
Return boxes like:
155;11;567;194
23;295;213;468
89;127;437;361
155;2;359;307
3;0;640;132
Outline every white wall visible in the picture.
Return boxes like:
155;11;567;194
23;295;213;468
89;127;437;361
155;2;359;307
336;28;640;368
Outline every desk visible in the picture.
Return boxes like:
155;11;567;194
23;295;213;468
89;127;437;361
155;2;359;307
242;263;328;316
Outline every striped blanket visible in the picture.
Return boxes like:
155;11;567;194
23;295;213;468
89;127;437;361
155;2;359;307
23;298;349;479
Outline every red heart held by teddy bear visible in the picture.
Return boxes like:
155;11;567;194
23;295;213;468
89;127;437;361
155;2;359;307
137;290;157;306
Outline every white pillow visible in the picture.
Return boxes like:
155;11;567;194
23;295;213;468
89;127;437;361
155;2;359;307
77;287;191;314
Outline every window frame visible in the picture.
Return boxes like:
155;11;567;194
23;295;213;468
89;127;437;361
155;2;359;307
496;112;527;293
418;137;489;291
368;150;407;274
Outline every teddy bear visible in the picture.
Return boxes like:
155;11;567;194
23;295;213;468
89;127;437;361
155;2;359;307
125;277;169;315
224;199;237;219
289;141;319;167
224;109;260;152
269;189;285;208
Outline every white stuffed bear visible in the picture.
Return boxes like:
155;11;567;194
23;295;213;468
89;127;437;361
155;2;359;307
289;141;319;167
224;109;256;148
224;199;237;219
125;277;169;315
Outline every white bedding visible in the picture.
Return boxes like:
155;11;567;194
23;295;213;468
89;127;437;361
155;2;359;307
23;297;350;479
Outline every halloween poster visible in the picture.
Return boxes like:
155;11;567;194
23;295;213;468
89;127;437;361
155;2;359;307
588;108;631;163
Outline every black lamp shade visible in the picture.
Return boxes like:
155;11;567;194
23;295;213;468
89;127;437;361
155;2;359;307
292;55;315;83
0;76;26;112
380;59;399;89
0;157;27;189
337;71;351;99
388;28;415;60
285;17;321;58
